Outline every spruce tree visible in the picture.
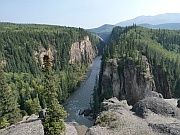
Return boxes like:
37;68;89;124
0;65;21;129
42;55;68;135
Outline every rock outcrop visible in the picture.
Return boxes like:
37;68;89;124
132;97;180;118
69;36;96;64
86;97;180;135
101;55;156;104
177;100;180;108
0;116;85;135
62;122;78;135
0;119;44;135
87;97;153;135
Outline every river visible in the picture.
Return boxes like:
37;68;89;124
64;56;101;127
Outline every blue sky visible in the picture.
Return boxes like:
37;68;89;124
1;0;180;28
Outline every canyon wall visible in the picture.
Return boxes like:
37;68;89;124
69;36;97;64
101;56;156;104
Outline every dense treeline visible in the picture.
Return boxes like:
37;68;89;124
0;23;104;130
100;25;180;101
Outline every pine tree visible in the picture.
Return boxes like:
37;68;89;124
25;95;41;115
0;65;21;129
42;55;68;135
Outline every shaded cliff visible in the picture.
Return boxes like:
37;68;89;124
101;54;156;104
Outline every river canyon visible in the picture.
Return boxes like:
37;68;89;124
65;56;101;127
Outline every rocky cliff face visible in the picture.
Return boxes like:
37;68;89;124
101;56;156;104
69;36;96;64
153;70;173;99
34;36;97;67
101;59;120;99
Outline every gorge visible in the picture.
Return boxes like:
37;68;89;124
1;22;180;135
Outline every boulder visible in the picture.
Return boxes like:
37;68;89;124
149;123;180;135
62;123;78;135
26;114;38;121
39;108;47;119
87;113;95;121
132;97;180;118
84;109;91;116
146;91;163;98
78;109;85;115
100;97;129;111
177;100;180;108
75;125;88;135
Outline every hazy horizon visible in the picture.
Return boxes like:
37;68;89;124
1;0;180;29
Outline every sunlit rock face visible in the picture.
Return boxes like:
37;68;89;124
69;36;96;64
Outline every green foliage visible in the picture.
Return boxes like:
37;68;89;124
0;23;105;128
95;111;118;128
25;95;41;115
42;55;68;135
0;66;21;129
0;23;105;130
5;72;43;115
0;117;10;129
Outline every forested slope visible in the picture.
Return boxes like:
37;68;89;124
98;25;180;104
0;23;105;128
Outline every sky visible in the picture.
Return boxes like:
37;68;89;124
1;0;180;29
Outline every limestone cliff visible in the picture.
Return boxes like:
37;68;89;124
69;36;97;64
101;55;156;104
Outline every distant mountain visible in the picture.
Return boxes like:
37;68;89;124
88;24;115;33
89;13;180;43
116;13;180;26
139;23;180;30
87;24;115;44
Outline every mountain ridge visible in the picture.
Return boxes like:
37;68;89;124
116;13;180;26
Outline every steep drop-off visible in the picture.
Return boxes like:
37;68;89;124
101;55;156;104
